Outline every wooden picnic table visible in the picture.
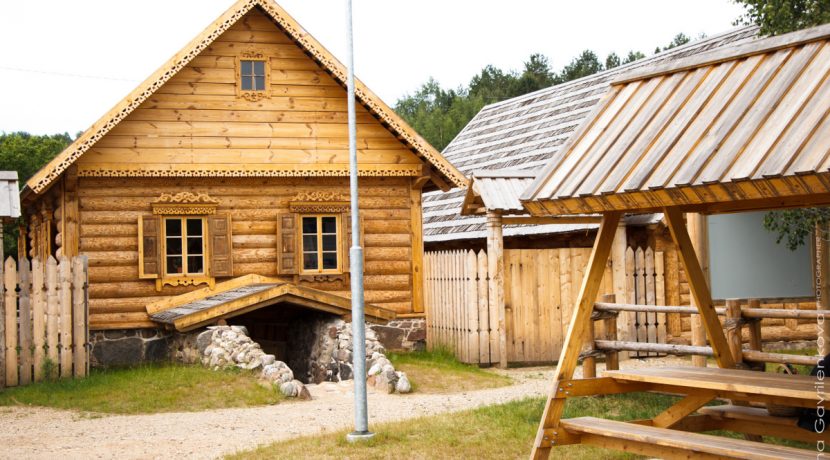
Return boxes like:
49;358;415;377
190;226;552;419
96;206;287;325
549;366;828;459
602;366;827;409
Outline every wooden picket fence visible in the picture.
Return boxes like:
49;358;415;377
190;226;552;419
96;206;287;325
1;255;89;387
425;247;664;364
623;246;667;357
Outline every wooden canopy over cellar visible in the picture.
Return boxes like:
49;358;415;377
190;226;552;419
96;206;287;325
524;24;830;459
147;275;395;332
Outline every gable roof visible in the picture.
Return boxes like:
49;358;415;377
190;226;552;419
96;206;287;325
423;26;759;242
522;23;830;216
24;0;465;197
461;170;536;215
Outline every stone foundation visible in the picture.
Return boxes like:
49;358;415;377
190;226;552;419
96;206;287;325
89;316;427;368
89;329;172;368
372;318;426;352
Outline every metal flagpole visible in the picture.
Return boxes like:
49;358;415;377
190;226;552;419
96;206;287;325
344;0;374;443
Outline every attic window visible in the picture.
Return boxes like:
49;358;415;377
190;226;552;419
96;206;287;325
240;60;266;91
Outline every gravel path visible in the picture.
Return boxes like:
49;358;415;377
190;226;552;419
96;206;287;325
0;357;688;460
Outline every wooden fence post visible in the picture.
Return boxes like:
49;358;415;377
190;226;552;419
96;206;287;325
4;257;16;386
725;298;744;367
58;256;73;378
476;250;490;364
486;212;506;369
745;298;764;371
72;256;88;377
610;222;629;360
602;294;619;371
31;256;45;382
46;256;59;376
18;258;32;385
0;254;4;388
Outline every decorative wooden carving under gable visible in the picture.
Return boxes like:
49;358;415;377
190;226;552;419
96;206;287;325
236;47;271;102
151;192;219;215
288;191;350;213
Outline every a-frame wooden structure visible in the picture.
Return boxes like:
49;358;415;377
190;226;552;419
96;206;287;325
521;24;830;459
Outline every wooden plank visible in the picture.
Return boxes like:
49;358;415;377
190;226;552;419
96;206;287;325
476;250;490;363
559;248;574;348
0;254;4;387
466;250;479;363
532;212;621;458
645;247;657;355
72;256;88;377
31;257;45;382
58;256;72;378
549;249;563;360
666;208;735;368
4;257;17;386
561;416;814;460
45;256;59;375
410;185;424;314
655;251;667;345
18;258;32;385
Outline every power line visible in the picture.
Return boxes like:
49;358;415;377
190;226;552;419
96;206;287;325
0;66;139;83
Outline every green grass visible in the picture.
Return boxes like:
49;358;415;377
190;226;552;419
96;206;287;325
0;363;283;414
386;348;512;393
228;393;679;460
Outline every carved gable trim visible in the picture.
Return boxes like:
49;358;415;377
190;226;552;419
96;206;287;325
289;191;349;213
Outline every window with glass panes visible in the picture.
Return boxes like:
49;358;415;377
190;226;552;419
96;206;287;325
240;60;266;91
164;217;206;276
301;215;339;273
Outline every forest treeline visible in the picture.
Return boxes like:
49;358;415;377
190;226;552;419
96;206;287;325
394;34;694;151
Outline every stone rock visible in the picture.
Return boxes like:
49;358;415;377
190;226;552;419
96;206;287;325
262;354;276;366
279;380;298;397
297;383;312;400
230;325;249;336
395;372;412;393
92;337;144;367
144;337;169;362
406;327;426;342
371;325;405;351
338;362;353;381
196;329;215;355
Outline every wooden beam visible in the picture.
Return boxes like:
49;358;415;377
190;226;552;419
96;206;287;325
687;212;708;367
664;208;735;369
531;211;621;459
652;393;714;428
410;181;425;313
501;216;602;225
486;212;507;369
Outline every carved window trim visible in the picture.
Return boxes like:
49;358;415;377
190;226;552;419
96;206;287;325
298;214;343;275
159;216;213;290
152;192;219;215
236;49;271;102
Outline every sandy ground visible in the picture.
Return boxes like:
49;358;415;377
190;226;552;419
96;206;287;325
0;357;688;460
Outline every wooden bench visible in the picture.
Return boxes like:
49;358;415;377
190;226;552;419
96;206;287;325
698;405;824;444
560;416;815;460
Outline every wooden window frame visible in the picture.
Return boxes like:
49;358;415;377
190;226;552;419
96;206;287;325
160;216;213;289
299;214;343;275
236;51;270;102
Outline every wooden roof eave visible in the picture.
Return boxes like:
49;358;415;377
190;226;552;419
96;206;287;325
24;0;466;198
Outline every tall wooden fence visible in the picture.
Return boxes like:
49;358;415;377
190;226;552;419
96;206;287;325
1;255;89;387
424;247;664;364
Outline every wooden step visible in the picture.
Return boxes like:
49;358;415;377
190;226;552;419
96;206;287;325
698;405;798;426
697;404;823;444
560;416;814;460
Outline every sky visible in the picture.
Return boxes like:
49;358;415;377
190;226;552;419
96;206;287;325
0;0;746;135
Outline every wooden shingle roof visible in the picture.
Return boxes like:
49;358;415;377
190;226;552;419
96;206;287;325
523;23;830;216
423;27;759;242
461;170;537;215
24;0;465;197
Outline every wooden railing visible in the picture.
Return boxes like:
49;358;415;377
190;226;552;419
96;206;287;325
582;294;823;376
1;256;89;387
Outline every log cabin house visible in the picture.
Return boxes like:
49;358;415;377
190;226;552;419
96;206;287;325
18;0;465;365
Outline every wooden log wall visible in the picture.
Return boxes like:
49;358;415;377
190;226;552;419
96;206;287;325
79;176;417;330
1;256;89;387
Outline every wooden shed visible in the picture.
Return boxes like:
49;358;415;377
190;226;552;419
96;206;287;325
17;0;464;364
522;23;830;459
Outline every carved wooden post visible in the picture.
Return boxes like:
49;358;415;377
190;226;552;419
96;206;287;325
725;299;744;367
486;212;506;369
602;294;619;371
4;257;16;386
